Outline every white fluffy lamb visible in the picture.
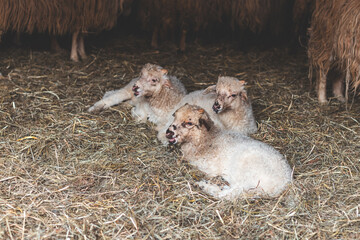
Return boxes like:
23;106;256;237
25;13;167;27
165;104;292;199
203;76;257;135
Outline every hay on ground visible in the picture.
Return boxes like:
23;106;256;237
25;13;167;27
0;34;359;239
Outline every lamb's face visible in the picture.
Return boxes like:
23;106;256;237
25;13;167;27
166;104;213;145
132;63;171;97
205;77;247;114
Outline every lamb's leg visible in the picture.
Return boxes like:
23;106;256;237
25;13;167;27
333;73;345;102
70;31;79;62
197;180;233;199
88;78;138;113
317;69;328;104
130;101;151;123
78;32;87;61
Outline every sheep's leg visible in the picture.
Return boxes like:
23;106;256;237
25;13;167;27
50;35;62;52
78;33;87;60
179;29;187;52
151;26;159;49
317;69;328;104
333;73;345;102
70;31;80;62
88;78;138;113
13;32;21;46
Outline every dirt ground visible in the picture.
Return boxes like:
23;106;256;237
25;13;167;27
0;31;359;239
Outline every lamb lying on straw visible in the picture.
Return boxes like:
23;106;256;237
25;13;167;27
166;104;292;199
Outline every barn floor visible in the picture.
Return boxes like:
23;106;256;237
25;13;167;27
1;32;360;239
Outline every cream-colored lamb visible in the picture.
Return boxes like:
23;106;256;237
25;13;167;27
204;76;257;135
166;104;292;199
88;63;187;123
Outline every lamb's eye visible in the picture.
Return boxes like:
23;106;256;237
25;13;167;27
182;122;193;127
151;79;157;83
231;94;237;97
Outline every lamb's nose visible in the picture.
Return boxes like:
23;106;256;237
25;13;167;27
132;84;139;91
166;129;174;139
213;101;221;113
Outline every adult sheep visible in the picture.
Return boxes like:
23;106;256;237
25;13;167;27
308;0;360;104
0;0;132;61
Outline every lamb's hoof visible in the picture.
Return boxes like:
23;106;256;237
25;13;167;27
88;103;105;113
87;106;96;113
210;176;230;187
197;180;208;189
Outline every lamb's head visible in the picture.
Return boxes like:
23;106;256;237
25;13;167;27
132;63;172;97
166;104;214;145
204;76;248;114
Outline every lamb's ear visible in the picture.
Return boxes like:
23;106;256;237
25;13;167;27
198;111;213;131
238;80;246;86
203;85;216;95
197;108;204;114
238;80;248;102
163;78;173;89
161;69;168;76
239;90;248;102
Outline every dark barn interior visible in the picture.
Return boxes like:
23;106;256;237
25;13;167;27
0;0;359;239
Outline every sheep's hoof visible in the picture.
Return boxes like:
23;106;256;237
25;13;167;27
70;55;79;62
336;95;346;103
80;53;87;61
318;99;328;105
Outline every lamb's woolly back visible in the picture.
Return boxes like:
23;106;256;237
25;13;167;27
193;132;292;198
204;76;257;135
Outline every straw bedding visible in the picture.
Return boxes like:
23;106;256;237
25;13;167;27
0;33;359;239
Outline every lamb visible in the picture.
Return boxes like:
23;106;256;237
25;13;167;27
203;76;257;135
87;63;180;123
165;104;292;199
